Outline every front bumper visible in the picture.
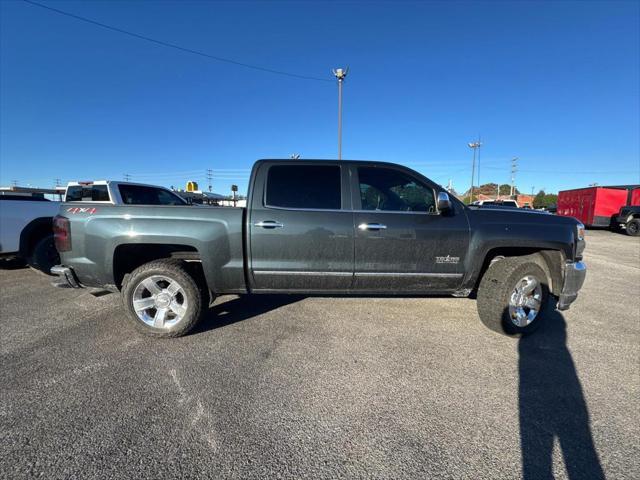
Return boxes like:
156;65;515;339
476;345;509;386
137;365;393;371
557;261;586;310
50;265;81;289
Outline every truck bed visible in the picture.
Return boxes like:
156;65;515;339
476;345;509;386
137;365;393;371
60;204;246;292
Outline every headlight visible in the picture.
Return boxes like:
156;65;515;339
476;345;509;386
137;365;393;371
576;222;585;241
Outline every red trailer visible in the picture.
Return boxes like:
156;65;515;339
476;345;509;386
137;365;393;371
557;185;640;228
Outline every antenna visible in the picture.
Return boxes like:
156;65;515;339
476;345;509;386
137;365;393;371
124;174;132;181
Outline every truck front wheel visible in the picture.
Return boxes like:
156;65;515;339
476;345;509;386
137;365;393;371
477;256;550;336
625;218;640;236
122;259;205;337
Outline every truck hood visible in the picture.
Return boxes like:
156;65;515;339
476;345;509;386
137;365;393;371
466;206;580;227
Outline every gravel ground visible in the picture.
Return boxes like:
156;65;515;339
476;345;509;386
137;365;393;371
1;230;638;479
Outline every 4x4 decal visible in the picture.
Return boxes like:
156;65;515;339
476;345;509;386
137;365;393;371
67;207;97;214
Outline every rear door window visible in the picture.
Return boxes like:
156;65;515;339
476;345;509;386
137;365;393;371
65;185;110;202
266;165;341;210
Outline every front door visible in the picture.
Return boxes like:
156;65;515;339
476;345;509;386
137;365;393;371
249;163;354;291
351;165;470;293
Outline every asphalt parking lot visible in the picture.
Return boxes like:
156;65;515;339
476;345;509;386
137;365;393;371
1;230;638;479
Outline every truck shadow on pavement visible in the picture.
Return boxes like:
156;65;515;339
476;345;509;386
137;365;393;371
518;307;605;480
193;294;305;334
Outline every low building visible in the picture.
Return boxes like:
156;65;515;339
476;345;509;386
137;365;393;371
474;193;534;207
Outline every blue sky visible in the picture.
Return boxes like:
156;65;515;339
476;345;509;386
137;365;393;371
1;0;639;196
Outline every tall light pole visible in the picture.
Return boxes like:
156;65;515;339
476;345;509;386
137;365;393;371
333;67;348;159
468;140;481;202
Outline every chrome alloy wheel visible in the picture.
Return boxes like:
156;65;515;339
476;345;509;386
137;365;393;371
508;275;543;328
132;275;188;328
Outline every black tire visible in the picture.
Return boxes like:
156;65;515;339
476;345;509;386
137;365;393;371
625;218;640;236
121;259;205;338
27;234;60;276
477;255;550;337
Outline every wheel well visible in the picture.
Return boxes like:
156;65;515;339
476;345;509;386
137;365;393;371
113;244;199;288
477;247;565;296
19;217;54;258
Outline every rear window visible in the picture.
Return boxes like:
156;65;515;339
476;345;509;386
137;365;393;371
118;185;186;206
65;185;110;202
266;165;341;210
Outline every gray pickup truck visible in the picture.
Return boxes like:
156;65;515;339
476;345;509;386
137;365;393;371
51;159;586;338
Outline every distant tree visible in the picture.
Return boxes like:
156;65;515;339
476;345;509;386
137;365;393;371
533;190;547;208
499;184;513;196
533;190;558;208
544;193;558;206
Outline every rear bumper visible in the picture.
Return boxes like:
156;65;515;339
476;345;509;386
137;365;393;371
557;261;586;310
50;265;81;289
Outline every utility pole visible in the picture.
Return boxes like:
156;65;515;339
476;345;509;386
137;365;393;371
206;169;213;192
11;180;18;187
54;178;62;187
468;140;481;202
510;157;518;197
447;179;453;193
124;174;131;182
476;135;482;188
333;67;348;160
231;184;238;207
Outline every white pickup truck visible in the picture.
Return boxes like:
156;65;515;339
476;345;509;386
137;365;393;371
0;180;186;273
0;194;61;273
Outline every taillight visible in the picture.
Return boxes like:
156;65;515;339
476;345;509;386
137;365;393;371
53;215;71;252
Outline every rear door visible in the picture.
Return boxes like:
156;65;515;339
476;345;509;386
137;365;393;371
350;164;469;293
248;162;354;291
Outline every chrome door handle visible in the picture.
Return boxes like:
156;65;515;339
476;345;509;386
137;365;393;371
254;220;284;229
358;223;387;231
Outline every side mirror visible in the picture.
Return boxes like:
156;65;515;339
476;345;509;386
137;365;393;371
437;192;453;213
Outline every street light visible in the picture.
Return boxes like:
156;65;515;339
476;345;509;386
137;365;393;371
333;67;348;159
468;140;482;202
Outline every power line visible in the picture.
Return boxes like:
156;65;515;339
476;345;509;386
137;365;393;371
22;0;331;83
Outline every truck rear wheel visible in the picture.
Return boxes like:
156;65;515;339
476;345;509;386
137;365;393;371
477;256;550;336
27;234;60;276
122;259;205;337
625;218;640;236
